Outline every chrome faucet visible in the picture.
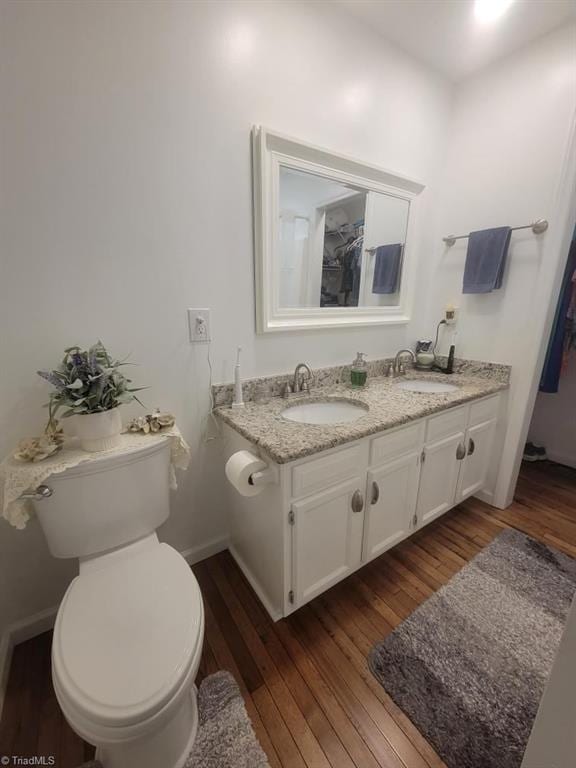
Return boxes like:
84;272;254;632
283;363;313;397
393;349;416;376
293;362;313;393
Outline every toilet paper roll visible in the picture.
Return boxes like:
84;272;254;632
225;450;268;497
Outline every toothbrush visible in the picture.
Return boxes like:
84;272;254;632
232;346;245;409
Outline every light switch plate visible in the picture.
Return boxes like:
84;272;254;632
188;308;211;343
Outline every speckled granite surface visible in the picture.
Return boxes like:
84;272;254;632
212;357;510;407
215;369;509;464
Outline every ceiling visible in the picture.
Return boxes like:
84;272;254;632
335;0;576;81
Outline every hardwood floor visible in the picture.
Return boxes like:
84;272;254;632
1;461;575;767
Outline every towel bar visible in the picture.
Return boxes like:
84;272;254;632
443;218;548;247
366;243;405;254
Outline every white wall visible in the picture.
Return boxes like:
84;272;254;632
421;23;576;505
530;354;576;468
522;595;576;768
0;0;453;636
362;191;409;307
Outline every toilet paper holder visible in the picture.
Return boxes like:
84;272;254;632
225;449;278;497
248;466;276;487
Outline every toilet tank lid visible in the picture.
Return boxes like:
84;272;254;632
50;438;170;479
53;543;203;728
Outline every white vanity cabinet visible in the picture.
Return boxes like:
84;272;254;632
455;399;499;503
363;453;420;560
363;422;424;562
292;476;365;606
224;393;503;621
416;407;467;527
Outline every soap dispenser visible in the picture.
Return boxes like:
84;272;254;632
350;352;368;388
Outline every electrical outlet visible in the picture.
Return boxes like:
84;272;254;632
188;308;211;343
445;304;458;325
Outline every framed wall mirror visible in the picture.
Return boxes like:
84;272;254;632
252;127;425;333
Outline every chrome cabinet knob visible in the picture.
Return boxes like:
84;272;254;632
351;490;364;514
371;481;380;505
468;438;475;455
456;442;466;461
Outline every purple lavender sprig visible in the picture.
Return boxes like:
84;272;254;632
37;370;66;390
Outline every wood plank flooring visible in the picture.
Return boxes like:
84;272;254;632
1;461;575;767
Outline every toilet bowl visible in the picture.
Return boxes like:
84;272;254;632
31;440;204;768
52;536;204;768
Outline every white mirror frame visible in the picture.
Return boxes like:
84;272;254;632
252;126;426;333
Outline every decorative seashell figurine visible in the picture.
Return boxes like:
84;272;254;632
126;415;151;434
126;410;176;435
152;412;176;429
14;429;65;463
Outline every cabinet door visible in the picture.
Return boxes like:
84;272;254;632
456;419;497;502
363;453;420;563
416;432;464;528
292;476;365;607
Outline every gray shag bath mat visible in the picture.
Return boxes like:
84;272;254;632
369;528;576;768
79;671;269;768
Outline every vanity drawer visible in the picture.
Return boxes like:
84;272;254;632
468;394;500;427
425;406;467;443
292;444;366;499
370;421;425;466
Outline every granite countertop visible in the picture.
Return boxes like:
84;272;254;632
215;370;509;464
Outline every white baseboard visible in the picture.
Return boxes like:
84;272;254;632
180;535;228;566
0;604;59;721
0;537;228;722
8;604;59;647
0;632;12;723
475;488;498;507
228;544;282;622
475;488;493;504
546;451;576;470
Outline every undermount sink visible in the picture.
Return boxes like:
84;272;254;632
281;400;368;425
395;379;460;394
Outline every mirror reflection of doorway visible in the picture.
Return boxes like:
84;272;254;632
278;165;410;311
320;193;366;307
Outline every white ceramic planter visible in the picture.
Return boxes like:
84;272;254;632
74;407;122;452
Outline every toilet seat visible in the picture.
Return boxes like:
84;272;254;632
52;543;203;730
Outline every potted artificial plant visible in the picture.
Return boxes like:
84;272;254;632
38;341;145;452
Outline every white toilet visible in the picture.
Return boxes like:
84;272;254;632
32;440;204;768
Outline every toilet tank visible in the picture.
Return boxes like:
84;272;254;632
33;441;172;558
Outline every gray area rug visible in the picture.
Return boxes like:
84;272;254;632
369;528;576;768
79;671;269;768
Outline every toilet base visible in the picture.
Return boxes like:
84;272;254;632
94;684;198;768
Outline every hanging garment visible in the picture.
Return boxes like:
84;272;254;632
563;269;576;369
540;237;576;393
351;244;363;306
340;238;360;292
340;248;355;293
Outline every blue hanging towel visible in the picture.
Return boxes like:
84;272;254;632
463;226;511;293
372;243;403;294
